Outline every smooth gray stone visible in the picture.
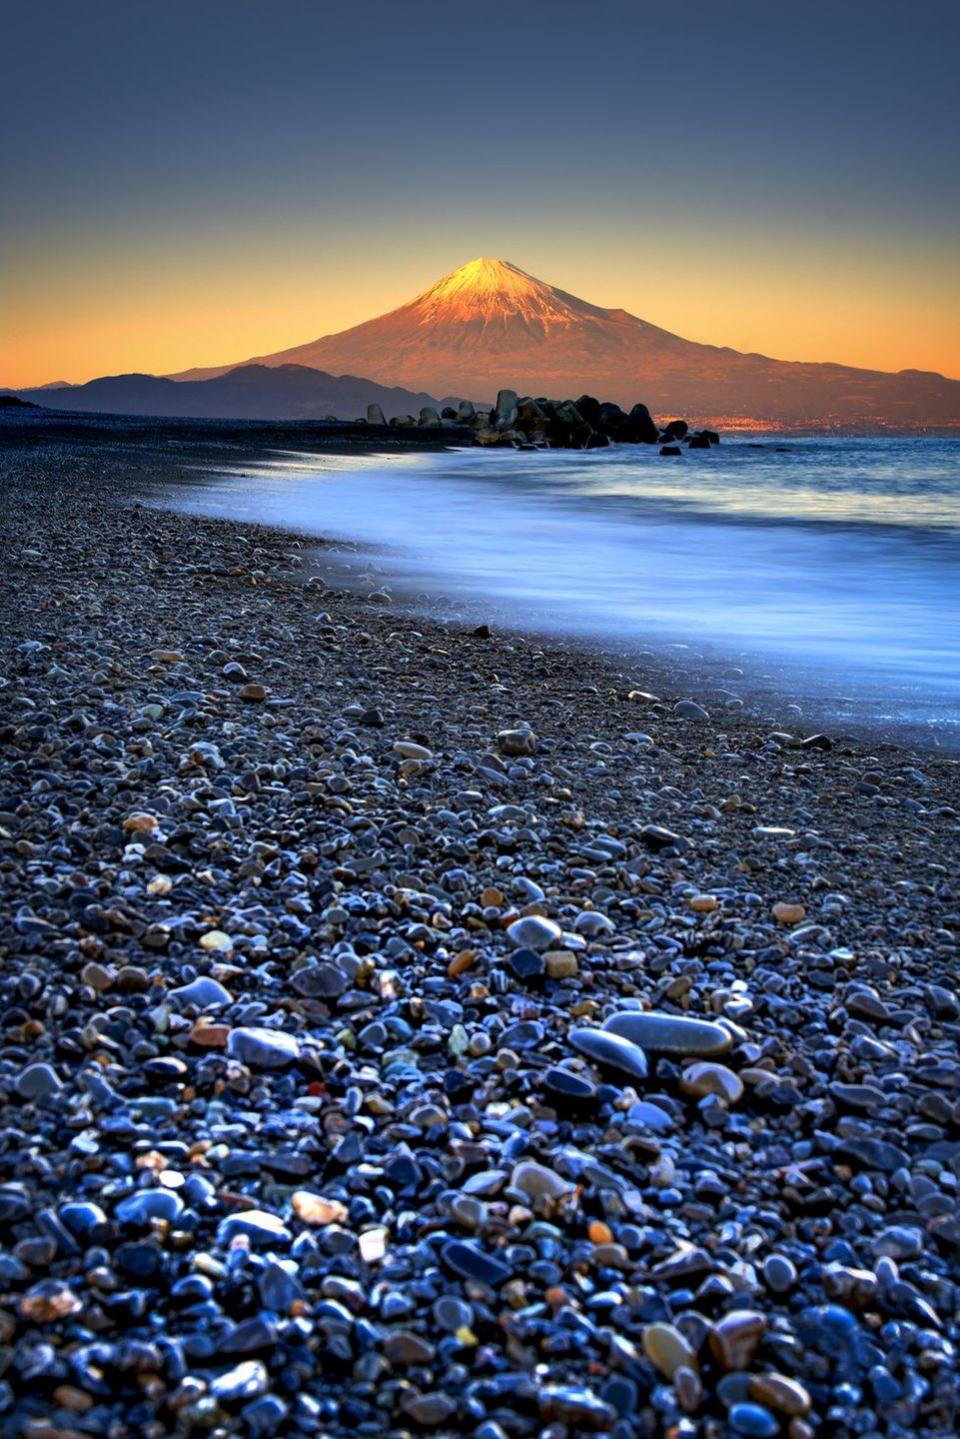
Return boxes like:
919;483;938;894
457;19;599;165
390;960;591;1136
226;1027;300;1069
506;916;561;951
442;1240;512;1288
603;1011;732;1057
170;976;233;1008
116;1189;184;1224
15;1063;64;1099
626;1099;677;1133
569;1028;648;1082
210;1360;268;1402
217;1210;292;1247
834;1137;909;1173
290;963;347;998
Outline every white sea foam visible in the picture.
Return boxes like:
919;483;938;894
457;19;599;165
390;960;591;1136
169;436;960;743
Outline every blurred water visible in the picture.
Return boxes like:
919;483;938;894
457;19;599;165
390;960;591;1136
172;436;960;744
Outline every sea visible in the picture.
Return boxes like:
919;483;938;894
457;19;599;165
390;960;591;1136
171;435;960;748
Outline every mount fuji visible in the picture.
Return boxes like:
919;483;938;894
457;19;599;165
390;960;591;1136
170;256;960;428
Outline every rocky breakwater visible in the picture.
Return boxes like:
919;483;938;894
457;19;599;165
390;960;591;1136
474;391;720;453
368;394;719;453
0;438;958;1438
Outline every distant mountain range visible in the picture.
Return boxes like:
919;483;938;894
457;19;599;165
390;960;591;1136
9;257;959;428
11;365;446;422
171;257;960;428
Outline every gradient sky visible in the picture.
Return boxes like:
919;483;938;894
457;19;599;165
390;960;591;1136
3;0;959;387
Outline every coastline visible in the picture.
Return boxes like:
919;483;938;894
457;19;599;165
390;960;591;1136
1;424;958;1435
155;427;960;757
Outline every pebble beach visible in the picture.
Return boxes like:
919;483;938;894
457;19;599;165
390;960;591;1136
1;424;958;1438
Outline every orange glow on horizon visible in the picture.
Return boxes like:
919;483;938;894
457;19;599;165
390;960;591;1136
3;236;958;390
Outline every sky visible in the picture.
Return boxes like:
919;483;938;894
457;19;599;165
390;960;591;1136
2;0;959;388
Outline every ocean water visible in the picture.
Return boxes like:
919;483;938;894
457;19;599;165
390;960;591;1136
171;436;960;746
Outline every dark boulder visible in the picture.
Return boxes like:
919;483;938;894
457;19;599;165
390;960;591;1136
554;400;585;426
623;403;659;444
584;430;610;449
494;388;520;429
513;397;551;446
575;394;602;428
546;400;591;450
598;402;627;435
687;432;711;449
661;418;689;441
516;396;547;427
660;444;683;456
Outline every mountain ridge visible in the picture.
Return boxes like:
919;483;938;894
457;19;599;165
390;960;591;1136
11;364;449;423
169;257;960;427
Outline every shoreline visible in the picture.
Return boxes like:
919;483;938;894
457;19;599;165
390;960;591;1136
154;431;960;759
1;427;958;1436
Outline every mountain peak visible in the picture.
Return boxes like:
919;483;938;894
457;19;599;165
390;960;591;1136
410;256;599;332
427;256;531;291
414;256;554;318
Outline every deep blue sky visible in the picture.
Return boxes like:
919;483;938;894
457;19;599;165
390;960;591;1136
3;0;959;383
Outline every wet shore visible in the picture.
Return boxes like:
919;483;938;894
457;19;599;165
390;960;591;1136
1;425;958;1437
